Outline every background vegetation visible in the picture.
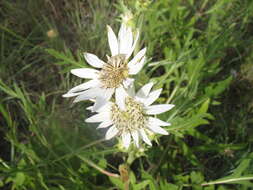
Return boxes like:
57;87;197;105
1;0;253;189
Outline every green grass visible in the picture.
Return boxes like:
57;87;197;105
0;0;253;189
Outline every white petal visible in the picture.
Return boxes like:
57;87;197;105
104;88;114;100
115;86;128;110
124;81;135;97
147;125;169;135
62;91;85;98
122;78;134;88
148;117;171;126
146;104;175;115
126;30;140;59
105;125;119;140
136;82;154;98
97;120;113;129
96;102;113;113
143;89;162;106
92;88;114;111
73;87;102;102
63;83;101;97
84;53;105;68
92;98;107;112
68;80;99;93
131;130;139;147
139;129;152;146
128;56;146;75
86;106;93;111
118;23;133;55
134;96;146;104
71;68;98;79
85;112;110;123
122;132;131;149
128;48;146;68
107;25;119;56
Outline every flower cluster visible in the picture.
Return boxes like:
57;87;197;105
63;23;174;149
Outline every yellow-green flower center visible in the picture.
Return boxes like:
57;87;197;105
111;97;147;133
99;54;129;89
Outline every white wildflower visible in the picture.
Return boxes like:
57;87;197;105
85;83;174;149
63;23;146;111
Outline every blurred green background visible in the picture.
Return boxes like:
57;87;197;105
1;0;253;189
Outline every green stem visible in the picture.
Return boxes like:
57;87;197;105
201;176;253;186
79;156;119;178
166;85;179;104
126;151;136;165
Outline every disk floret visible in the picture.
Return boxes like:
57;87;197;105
111;97;147;132
99;54;129;89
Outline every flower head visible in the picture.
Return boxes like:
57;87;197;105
85;83;175;149
63;23;146;111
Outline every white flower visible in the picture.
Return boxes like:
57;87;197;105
63;23;146;111
85;83;175;149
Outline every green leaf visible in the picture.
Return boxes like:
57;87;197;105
14;172;26;186
169;114;209;132
46;48;83;68
109;176;124;189
231;153;253;177
134;180;150;190
205;76;232;97
159;180;179;190
204;185;215;190
129;171;136;185
98;158;107;169
191;171;204;184
198;98;210;114
217;186;228;190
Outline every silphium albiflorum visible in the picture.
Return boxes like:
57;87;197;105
63;23;146;111
85;83;174;149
